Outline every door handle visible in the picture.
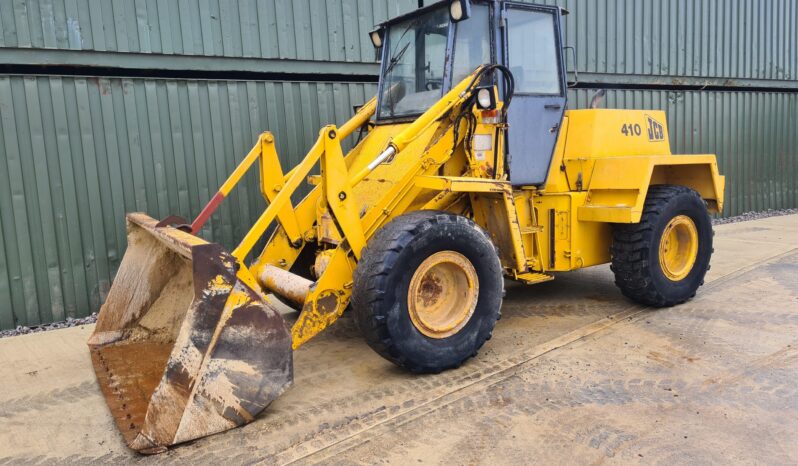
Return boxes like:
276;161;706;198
544;104;562;110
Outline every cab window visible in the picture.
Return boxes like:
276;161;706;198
506;10;561;95
378;8;450;119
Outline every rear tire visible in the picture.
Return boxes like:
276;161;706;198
352;211;503;373
611;185;713;307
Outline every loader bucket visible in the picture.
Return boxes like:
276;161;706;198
87;213;292;454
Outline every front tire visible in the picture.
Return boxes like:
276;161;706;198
611;185;713;307
352;211;503;373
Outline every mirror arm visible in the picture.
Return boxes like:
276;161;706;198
564;45;578;88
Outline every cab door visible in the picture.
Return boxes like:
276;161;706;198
501;3;567;186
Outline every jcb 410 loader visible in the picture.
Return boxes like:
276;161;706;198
88;0;724;453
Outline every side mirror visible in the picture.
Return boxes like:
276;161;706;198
449;0;471;22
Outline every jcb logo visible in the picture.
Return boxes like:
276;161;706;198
646;115;665;142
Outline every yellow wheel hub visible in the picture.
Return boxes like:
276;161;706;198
408;251;479;339
658;215;699;281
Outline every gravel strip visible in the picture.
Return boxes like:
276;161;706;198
713;208;798;225
0;314;97;339
0;209;795;339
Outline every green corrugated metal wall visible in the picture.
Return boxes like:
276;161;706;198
0;0;414;329
542;0;798;81
0;0;413;62
0;76;377;328
1;0;797;329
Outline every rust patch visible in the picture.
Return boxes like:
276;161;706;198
418;274;444;307
316;293;339;315
88;76;110;95
90;342;175;445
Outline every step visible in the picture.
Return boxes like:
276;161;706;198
512;272;555;285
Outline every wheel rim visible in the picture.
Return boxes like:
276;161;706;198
658;215;699;281
408;251;479;339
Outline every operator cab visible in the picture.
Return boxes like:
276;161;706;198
371;0;568;186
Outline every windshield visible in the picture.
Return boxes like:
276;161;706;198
377;7;450;119
451;5;491;85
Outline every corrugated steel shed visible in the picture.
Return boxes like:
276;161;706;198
0;0;415;62
534;0;798;82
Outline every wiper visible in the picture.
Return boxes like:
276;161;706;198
383;33;413;115
383;16;420;78
384;41;411;76
382;17;421;115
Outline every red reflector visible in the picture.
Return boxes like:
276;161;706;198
481;109;499;119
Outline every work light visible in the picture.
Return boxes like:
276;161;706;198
449;0;471;22
369;27;384;48
475;86;496;110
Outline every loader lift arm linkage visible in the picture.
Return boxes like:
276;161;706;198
212;65;503;349
86;65;513;453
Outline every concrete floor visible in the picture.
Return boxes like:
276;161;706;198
1;214;796;465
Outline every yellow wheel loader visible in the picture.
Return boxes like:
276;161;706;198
88;0;724;453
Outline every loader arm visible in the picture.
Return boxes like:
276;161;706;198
85;96;379;454
248;66;494;348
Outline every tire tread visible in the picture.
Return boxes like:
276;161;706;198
611;185;711;307
352;211;501;373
